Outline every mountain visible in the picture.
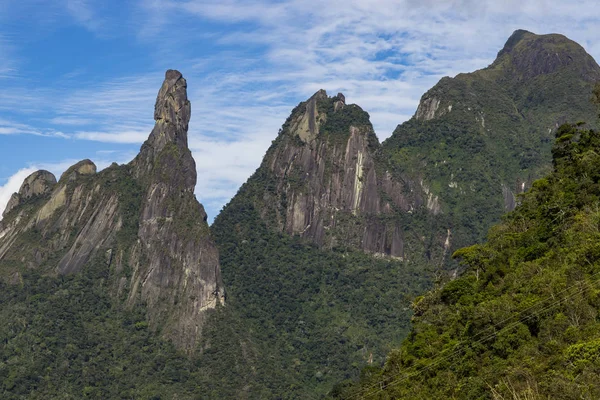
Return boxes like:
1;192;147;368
382;30;600;251
211;91;435;397
0;70;224;353
230;89;433;259
335;122;600;399
2;30;599;399
210;30;600;397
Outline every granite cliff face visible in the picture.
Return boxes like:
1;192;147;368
0;70;224;352
224;90;431;259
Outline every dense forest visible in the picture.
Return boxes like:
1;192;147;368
334;122;600;399
2;30;600;400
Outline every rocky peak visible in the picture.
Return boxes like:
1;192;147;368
497;29;534;57
0;70;223;353
288;89;327;143
133;70;195;189
493;29;600;81
284;90;373;145
232;90;422;259
59;159;96;182
387;30;600;258
19;170;57;198
334;92;346;112
2;170;57;218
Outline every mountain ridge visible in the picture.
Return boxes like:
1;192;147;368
0;69;224;352
1;29;599;399
382;29;600;252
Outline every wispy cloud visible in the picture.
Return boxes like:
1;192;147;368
73;129;152;143
0;118;67;137
64;0;99;30
0;154;136;222
126;0;600;217
0;34;17;79
2;0;600;220
0;168;37;220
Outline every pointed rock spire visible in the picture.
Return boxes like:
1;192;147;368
132;69;196;191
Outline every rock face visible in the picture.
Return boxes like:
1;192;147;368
2;170;57;217
383;29;600;249
218;32;600;266
0;70;224;352
222;90;429;259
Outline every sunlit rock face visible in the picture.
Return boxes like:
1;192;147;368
0;70;224;353
225;90;431;259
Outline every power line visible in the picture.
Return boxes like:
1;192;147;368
346;268;600;399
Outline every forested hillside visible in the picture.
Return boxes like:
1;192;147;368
335;122;600;399
383;30;600;252
2;31;600;400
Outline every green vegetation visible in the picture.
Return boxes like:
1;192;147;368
3;30;600;400
317;98;378;149
336;124;600;399
0;254;274;399
0;257;192;399
211;187;434;398
382;31;600;253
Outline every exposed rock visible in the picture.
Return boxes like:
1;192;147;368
59;159;96;182
0;70;224;353
385;29;600;252
232;90;428;259
334;92;346;112
2;170;57;217
495;30;600;81
19;170;57;199
415;96;441;121
36;185;67;222
2;193;21;218
502;184;516;211
9;271;21;285
291;89;327;143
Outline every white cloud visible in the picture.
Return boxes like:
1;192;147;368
0;168;38;220
48;117;94;126
3;0;600;220
0;118;68;137
73;129;152;143
0;155;136;222
128;0;600;219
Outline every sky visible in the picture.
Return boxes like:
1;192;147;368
0;0;599;222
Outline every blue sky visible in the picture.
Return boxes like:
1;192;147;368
1;0;600;221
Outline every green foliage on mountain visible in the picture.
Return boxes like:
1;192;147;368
0;239;276;399
382;30;600;251
0;255;202;399
210;176;434;398
0;181;433;399
335;123;600;399
3;31;600;400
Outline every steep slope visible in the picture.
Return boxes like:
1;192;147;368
383;30;600;250
210;30;600;398
335;123;600;399
211;91;438;397
0;69;224;352
232;89;442;260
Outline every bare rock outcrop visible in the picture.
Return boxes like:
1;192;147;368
233;90;428;259
0;70;224;352
2;170;57;217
